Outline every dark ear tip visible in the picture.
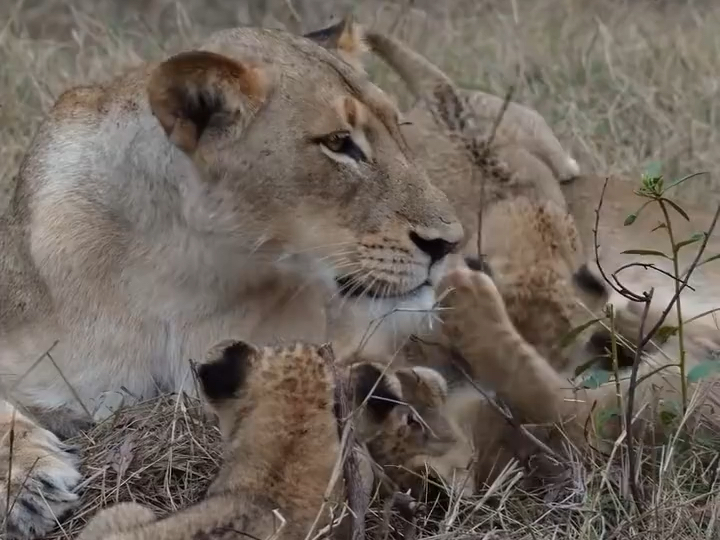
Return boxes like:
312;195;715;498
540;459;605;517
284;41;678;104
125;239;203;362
573;263;608;298
351;363;399;421
464;255;493;277
585;328;636;369
199;340;255;400
303;19;345;41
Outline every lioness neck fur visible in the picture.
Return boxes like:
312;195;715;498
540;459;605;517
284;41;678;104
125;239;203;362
0;25;463;538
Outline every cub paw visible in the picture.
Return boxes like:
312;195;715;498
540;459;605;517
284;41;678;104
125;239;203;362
437;267;510;343
0;408;81;539
78;502;155;540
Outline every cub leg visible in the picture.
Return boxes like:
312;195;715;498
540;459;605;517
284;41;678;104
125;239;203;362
77;503;156;540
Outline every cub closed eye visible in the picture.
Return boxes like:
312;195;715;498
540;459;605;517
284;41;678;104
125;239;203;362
317;131;367;162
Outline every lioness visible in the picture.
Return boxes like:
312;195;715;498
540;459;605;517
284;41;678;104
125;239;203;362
302;21;608;371
0;26;463;538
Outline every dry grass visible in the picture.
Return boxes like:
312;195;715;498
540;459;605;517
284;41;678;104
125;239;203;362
1;0;720;539
44;393;221;540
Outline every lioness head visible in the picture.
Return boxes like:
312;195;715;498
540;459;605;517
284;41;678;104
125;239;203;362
147;27;461;355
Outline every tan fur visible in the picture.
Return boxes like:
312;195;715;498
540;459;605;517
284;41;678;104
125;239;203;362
303;20;720;496
346;361;476;497
304;24;607;371
351;265;720;495
0;26;464;538
77;340;346;540
435;266;720;488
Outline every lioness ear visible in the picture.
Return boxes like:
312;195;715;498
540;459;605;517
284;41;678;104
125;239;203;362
198;339;258;401
147;51;268;154
303;15;367;72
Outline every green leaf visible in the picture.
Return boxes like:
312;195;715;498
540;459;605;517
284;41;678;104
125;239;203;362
574;356;604;378
620;249;670;259
662;171;708;194
560;318;602;349
698;253;720;267
674;233;705;253
655;325;678;344
686;360;720;383
581;368;612;389
624;213;637;226
659;410;675;427
659;401;683;428
683;308;720;325
643;161;663;180
595;407;621;436
663;199;690;221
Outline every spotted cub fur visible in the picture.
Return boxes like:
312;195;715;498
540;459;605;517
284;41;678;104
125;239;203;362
78;340;346;540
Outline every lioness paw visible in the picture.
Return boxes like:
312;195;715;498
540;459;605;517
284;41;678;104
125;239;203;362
0;410;81;539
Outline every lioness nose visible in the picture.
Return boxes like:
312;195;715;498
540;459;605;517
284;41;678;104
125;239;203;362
409;231;459;265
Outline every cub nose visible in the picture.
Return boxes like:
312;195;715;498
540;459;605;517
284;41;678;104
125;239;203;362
409;231;459;265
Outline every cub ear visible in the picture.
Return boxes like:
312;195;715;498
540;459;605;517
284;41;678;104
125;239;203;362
573;263;608;300
147;50;268;154
303;15;367;72
198;339;257;401
394;367;448;407
350;363;400;422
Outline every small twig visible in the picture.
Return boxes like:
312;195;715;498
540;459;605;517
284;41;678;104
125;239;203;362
624;288;654;515
46;352;93;422
267;508;287;540
328;349;368;540
592;177;646;303
3;408;16;535
13;340;60;388
612;262;696;292
637;203;720;352
475;86;513;271
414;337;563;461
484;85;515;150
381;490;426;540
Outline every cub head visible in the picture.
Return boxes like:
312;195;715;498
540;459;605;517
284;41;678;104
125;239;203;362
347;362;475;499
147;26;462;357
197;339;339;444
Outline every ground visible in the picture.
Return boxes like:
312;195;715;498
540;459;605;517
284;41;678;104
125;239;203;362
1;1;720;539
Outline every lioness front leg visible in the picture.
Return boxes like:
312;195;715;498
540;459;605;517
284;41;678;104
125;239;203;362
0;401;81;539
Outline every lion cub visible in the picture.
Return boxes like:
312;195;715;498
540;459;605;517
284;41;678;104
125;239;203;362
78;340;349;540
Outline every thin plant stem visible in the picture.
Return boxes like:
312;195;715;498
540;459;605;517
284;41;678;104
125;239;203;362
657;199;687;410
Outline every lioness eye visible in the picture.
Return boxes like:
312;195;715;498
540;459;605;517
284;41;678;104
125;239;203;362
320;131;367;162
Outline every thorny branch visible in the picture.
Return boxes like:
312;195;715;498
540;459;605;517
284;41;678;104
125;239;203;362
593;177;647;303
624;288;653;515
592;173;720;514
328;347;368;540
